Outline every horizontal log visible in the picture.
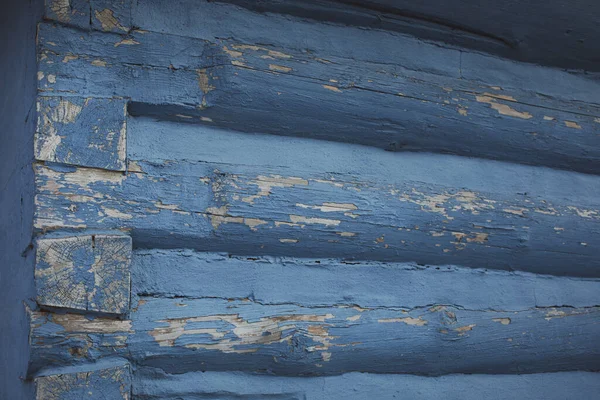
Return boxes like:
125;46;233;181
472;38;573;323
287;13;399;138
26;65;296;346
36;121;600;276
133;369;600;400
29;297;600;375
44;0;600;74
90;0;133;33
30;248;600;376
131;250;600;311
131;0;600;79
213;0;600;72
37;23;600;173
35;233;132;315
127;0;600;107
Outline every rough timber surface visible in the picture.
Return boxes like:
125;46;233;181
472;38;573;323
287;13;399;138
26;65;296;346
212;0;600;72
131;250;600;311
35;363;131;400
35;96;127;171
28;250;600;376
45;0;600;72
32;0;600;396
29;295;600;376
132;369;600;400
37;20;600;174
35;233;132;314
35;121;600;277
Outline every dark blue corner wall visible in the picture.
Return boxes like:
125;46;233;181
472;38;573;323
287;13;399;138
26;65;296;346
1;1;43;399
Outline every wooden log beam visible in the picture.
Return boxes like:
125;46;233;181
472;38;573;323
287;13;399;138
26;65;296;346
213;0;600;72
35;120;600;276
48;0;600;73
29;297;600;376
29;250;600;376
133;369;600;400
131;251;600;311
37;23;600;174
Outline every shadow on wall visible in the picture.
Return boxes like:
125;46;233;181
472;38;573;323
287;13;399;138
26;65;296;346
0;0;43;399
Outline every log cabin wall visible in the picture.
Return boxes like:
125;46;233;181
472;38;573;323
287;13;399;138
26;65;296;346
25;0;600;398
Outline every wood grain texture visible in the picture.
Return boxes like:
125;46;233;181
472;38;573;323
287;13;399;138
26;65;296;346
33;0;600;394
35;96;127;171
29;297;600;375
133;369;600;400
45;0;600;72
35;364;131;400
35;233;132;314
214;0;600;72
34;122;600;277
131;250;600;311
37;22;600;174
91;0;133;33
44;0;90;26
31;248;600;376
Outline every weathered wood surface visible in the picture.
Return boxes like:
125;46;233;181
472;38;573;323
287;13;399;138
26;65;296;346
29;250;600;376
44;0;600;73
35;233;132;314
35;121;600;276
133;369;600;400
45;0;133;33
132;251;600;311
35;363;131;400
33;0;600;393
45;0;91;28
35;96;127;171
29;297;600;375
215;0;600;72
37;21;600;173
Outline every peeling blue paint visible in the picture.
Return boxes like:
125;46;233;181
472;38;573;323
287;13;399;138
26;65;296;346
132;368;600;400
25;1;600;398
35;96;127;171
29;296;600;376
35;234;132;314
37;19;600;173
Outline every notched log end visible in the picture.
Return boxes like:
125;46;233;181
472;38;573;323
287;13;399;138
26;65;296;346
35;96;128;171
35;364;131;400
35;233;132;315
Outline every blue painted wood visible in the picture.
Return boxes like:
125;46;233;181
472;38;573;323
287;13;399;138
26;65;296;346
133;368;600;400
35;96;127;171
214;0;600;72
30;1;600;397
131;250;600;311
43;0;600;74
34;122;600;276
36;22;600;174
44;0;90;27
91;0;133;33
35;363;131;399
35;233;132;315
33;249;600;376
45;0;133;33
29;297;600;375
